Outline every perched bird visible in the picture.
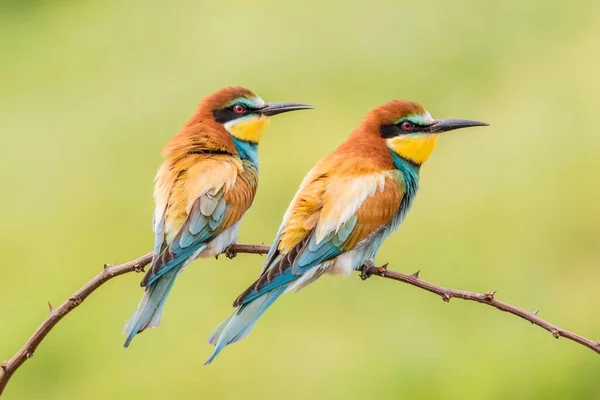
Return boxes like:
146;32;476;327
123;87;312;347
206;100;487;363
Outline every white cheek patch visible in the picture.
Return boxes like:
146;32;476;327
252;96;265;108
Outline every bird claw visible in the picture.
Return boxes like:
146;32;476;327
359;261;376;280
224;246;238;259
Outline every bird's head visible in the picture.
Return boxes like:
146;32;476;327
201;87;313;145
368;100;488;165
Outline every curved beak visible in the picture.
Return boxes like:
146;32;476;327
428;119;489;133
258;102;314;116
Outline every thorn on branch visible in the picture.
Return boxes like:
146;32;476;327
377;263;389;278
411;270;420;279
551;329;560;339
224;246;238;259
441;293;451;302
529;310;540;324
103;263;114;270
483;290;497;301
47;301;54;313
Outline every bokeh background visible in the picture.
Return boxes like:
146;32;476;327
1;0;599;398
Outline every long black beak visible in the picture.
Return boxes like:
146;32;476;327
428;119;489;133
258;102;314;116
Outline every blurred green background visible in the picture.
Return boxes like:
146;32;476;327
1;0;599;398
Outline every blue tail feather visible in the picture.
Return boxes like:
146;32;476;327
238;272;297;306
123;269;179;347
205;286;287;365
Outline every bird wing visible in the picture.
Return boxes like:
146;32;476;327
234;163;403;306
142;155;257;287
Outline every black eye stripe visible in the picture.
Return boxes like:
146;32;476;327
380;124;401;138
213;103;259;124
380;120;429;138
399;119;428;132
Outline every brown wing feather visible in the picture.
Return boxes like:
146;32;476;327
143;157;257;287
233;172;404;307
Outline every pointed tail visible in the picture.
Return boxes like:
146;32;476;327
204;286;287;365
123;269;179;347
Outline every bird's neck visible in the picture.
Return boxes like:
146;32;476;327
389;150;420;196
232;137;259;168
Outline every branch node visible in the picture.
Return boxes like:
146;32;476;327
551;329;560;339
483;290;497;301
224;246;238;259
133;263;145;273
25;352;33;359
441;293;451;302
1;361;7;370
68;297;82;307
411;270;420;279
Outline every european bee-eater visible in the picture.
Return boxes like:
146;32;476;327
123;87;312;347
206;100;487;363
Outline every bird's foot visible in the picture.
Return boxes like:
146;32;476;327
224;246;238;259
360;261;389;280
359;261;376;280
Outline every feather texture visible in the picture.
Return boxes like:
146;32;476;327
205;98;487;363
205;101;431;363
124;87;261;347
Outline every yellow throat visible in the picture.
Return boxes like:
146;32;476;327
225;115;270;144
387;134;439;165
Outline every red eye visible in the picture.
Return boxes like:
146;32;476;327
233;104;246;114
401;121;414;131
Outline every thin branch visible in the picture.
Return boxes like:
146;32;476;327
0;244;266;396
361;263;600;355
1;246;598;396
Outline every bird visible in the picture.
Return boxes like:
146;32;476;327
123;86;313;347
205;99;488;363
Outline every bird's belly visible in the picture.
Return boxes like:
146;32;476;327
326;226;394;277
327;247;372;276
199;222;241;258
